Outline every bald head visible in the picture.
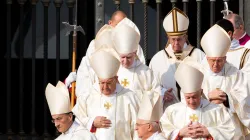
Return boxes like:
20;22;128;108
108;10;127;27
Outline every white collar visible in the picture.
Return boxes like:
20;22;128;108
230;39;241;50
147;132;159;140
63;121;79;134
239;32;247;40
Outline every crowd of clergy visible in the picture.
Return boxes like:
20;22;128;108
45;6;250;140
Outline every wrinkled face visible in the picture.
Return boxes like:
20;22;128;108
52;113;72;133
228;18;243;40
120;52;136;68
135;119;151;139
99;76;117;95
169;35;186;53
206;56;226;73
184;90;202;110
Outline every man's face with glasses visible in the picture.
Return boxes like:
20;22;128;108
51;113;73;133
98;76;118;95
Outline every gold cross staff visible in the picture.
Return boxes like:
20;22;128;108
121;79;129;87
104;102;112;110
189;114;198;122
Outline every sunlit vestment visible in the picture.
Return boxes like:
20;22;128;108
160;99;236;140
72;83;140;140
201;60;250;139
149;43;205;110
55;121;97;140
117;59;161;101
226;45;250;73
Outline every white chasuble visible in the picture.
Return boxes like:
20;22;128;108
160;99;236;140
76;55;98;97
202;61;250;138
149;44;205;109
95;94;117;140
226;46;250;73
117;59;161;101
72;83;140;140
56;121;97;140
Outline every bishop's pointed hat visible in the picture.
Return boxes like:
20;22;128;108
45;81;70;115
201;24;231;57
90;50;120;79
112;24;140;55
137;93;162;122
163;7;189;36
175;63;204;93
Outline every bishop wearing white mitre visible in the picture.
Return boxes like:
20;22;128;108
149;7;205;110
112;24;161;101
160;62;236;140
45;81;97;140
200;24;250;139
72;50;140;140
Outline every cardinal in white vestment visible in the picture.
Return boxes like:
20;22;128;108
135;93;166;140
149;7;205;111
200;24;250;139
215;19;250;73
112;24;161;101
75;15;145;97
160;63;236;140
45;81;97;140
72;50;140;140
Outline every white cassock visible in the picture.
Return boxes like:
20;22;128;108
72;83;140;140
201;60;250;139
149;43;205;109
75;55;98;97
160;98;236;140
117;59;161;101
226;39;250;73
147;132;166;140
55;121;97;140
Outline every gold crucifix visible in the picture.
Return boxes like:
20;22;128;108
189;114;198;122
104;102;112;110
121;79;129;87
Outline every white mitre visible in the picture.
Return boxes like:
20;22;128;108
175;63;204;93
112;24;140;55
116;17;140;36
93;28;120;60
163;7;189;36
45;81;70;115
90;50;120;79
137;93;162;122
201;24;231;57
95;24;113;39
